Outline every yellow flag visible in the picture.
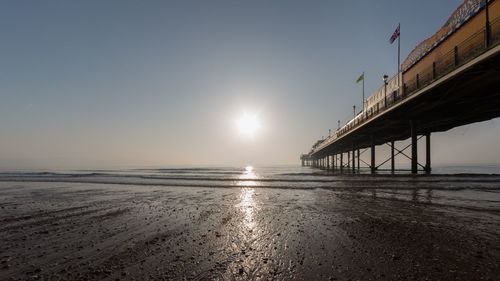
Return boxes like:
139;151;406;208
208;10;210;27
356;73;364;83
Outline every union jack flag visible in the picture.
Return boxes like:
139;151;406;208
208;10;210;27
389;24;400;44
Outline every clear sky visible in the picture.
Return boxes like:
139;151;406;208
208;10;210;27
1;0;498;169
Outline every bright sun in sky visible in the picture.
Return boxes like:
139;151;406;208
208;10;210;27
236;112;261;138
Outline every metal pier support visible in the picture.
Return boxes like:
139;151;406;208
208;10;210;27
327;155;330;170
340;153;344;172
391;141;395;172
357;149;360;171
425;133;431;174
410;120;418;174
333;154;336;170
352;148;356;172
370;136;376;173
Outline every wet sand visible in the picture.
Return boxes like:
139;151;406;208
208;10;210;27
0;181;499;280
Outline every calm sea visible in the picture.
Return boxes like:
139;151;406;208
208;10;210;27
0;165;499;212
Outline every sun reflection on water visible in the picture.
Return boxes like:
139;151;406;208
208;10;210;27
237;166;259;230
237;166;259;187
239;188;256;229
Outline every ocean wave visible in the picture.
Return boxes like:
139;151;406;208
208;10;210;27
2;172;500;184
1;176;500;192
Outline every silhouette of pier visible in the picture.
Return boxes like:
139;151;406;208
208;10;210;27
303;1;500;173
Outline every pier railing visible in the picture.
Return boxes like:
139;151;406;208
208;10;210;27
312;14;500;155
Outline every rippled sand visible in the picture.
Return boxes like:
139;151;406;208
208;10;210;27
0;180;499;280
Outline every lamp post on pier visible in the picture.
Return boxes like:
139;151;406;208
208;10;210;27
383;74;389;107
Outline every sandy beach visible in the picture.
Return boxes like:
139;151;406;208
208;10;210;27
0;178;499;281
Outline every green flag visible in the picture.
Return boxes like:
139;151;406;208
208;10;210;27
356;73;364;83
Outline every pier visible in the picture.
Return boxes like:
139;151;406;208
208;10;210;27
302;1;500;173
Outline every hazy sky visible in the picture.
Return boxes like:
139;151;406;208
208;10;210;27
2;0;498;169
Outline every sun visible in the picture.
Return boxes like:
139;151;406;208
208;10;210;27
236;112;261;137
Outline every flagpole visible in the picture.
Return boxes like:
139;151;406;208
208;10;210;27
398;23;401;89
362;72;365;111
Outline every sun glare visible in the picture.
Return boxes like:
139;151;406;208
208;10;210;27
236;112;261;138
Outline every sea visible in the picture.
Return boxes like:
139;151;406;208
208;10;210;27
0;165;500;213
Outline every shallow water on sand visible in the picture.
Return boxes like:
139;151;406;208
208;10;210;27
1;165;500;212
0;166;499;280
